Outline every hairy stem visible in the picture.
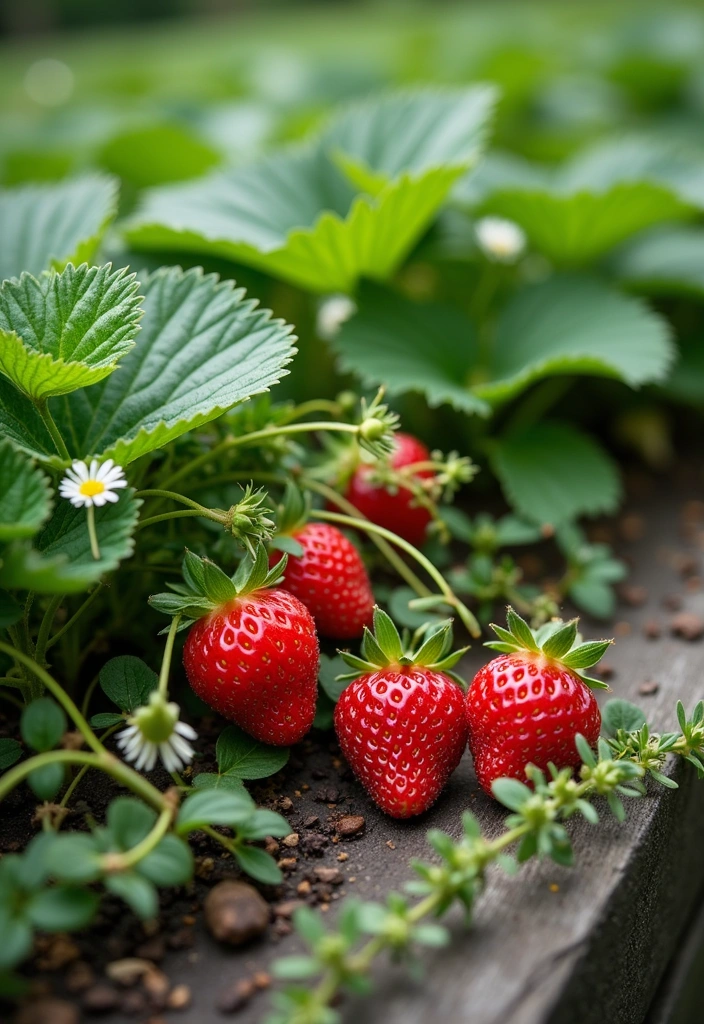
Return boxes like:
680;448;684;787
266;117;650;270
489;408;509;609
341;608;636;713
35;399;70;461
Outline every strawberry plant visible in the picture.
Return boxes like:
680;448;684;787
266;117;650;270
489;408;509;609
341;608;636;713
2;3;704;1019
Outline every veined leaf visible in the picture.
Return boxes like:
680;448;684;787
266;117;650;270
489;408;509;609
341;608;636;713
333;277;671;414
0;264;143;401
0;440;52;541
491;422;622;527
333;282;489;416
0;267;296;465
480;182;691;264
0;175;118;283
611;225;704;300
125;87;496;293
0;489;140;594
325;85;496;194
476;276;674;403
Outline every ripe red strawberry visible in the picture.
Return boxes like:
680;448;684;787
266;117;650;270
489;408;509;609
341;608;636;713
334;608;468;818
466;608;609;798
344;432;434;547
150;546;319;746
270;521;374;639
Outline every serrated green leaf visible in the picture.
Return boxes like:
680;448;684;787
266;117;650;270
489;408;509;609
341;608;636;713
99;656;157;714
491;422;622;527
0;264;143;401
99;123;221;189
611;225;704;301
192;772;246;792
21;698;66;753
325;85;496;194
215;724;289;781
44;267;295;465
333;282;489;416
0;489;140;594
0;174;118;283
0;440;53;541
475;277;674;404
601;699;648;737
480;182;691;264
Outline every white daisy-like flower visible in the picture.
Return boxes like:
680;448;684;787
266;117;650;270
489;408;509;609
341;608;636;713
116;691;197;774
59;459;127;508
316;294;357;340
475;216;527;263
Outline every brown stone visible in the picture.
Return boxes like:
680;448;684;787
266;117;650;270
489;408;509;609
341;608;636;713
618;584;648;607
81;983;120;1012
274;899;304;918
217;978;256;1013
671;612;704;641
639;681;660;696
281;833;299;847
313;866;343;885
16;999;79;1024
643;619;662;640
106;958;154;987
64;960;95;993
204;881;269;946
166;984;191;1010
336;815;365;838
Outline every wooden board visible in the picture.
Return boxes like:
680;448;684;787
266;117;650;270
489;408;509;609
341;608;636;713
100;474;704;1024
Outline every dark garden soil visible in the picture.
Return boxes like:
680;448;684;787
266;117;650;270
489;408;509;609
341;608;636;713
4;461;704;1024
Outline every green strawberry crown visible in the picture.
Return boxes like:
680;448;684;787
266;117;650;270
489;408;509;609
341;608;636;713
486;607;612;691
149;543;286;632
337;606;468;686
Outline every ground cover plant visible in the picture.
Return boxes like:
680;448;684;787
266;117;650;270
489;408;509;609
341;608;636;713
2;2;704;1021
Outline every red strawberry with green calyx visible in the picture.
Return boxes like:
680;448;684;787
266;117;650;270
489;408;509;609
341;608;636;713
466;608;610;798
149;545;319;747
334;607;469;818
269;483;374;640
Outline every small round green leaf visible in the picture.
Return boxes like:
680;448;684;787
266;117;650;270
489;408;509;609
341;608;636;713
21;698;66;752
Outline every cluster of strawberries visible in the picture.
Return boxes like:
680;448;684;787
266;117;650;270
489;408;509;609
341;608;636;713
170;433;607;819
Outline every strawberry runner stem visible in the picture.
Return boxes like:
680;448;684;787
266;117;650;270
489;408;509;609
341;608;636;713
158;614;182;698
310;509;481;637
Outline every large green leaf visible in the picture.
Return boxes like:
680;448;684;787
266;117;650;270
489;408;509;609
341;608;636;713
0;264;143;401
125;87;496;293
0;267;296;465
0;489;140;594
480;182;690;264
0;175;118;283
325;85;496;194
334;277;671;413
611;225;704;300
333;282;489;416
0;440;53;541
476;276;674;403
491;422;622;527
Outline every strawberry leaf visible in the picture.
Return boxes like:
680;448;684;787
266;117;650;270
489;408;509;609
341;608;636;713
0;440;53;541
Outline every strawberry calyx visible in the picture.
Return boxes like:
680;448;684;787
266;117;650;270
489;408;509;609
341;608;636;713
337;605;469;687
485;606;613;691
149;543;287;631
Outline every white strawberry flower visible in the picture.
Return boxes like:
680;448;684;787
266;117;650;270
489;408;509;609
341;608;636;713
59;459;127;508
316;294;357;340
116;691;197;774
475;216;526;263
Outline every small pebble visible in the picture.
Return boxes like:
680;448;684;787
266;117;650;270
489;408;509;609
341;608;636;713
282;833;299;848
64;961;95;993
204;881;269;946
106;958;153;987
639;681;660;696
17;1001;79;1024
166;984;191;1010
643;619;662;640
337;852;349;862
619;584;648;607
297;880;312;896
217;978;256;1013
614;621;632;637
142;968;170;1002
253;972;271;990
386;840;396;850
671;612;704;641
81;983;120;1012
313;866;343;885
276;899;304;917
278;857;297;871
663;594;683;611
336;815;365;838
263;837;280;855
278;797;294;812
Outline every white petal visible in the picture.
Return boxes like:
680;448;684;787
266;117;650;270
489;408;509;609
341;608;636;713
102;490;120;503
96;459;114;480
88;459;99;480
91;493;107;507
174;721;198;740
159;742;179;772
73;461;90;482
169;734;195;762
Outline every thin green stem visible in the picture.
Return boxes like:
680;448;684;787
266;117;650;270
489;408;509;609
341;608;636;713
0;690;24;709
105;806;173;871
161;421;359;491
86;505;101;561
0;642;103;755
58;723;122;816
279;399;343;423
310;510;481;637
136;489;212;512
301;476;432;599
80;671;101;718
34;594;64;665
46;585;104;652
0;749;166;811
158;615;181;698
137;509;211;531
35;399;70;461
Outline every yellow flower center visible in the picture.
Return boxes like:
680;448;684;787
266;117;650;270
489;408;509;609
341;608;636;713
79;480;106;498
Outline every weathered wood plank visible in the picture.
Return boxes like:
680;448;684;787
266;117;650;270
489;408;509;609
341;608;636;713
106;479;704;1024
